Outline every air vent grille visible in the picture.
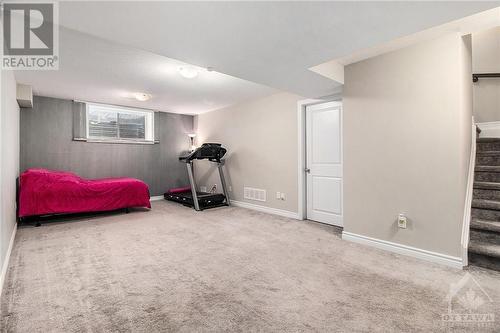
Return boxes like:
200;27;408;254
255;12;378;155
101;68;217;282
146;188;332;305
244;187;266;202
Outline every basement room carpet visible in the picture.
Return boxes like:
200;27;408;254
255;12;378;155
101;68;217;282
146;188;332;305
1;201;500;332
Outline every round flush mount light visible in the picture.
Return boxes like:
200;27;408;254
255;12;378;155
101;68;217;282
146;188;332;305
133;92;152;101
178;66;198;79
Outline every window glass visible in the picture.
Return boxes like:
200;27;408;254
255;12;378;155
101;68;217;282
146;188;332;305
86;104;154;142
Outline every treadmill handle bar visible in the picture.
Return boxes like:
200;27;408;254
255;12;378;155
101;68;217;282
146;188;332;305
186;162;201;211
218;160;230;206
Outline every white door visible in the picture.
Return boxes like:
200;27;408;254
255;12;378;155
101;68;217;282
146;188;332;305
306;101;343;226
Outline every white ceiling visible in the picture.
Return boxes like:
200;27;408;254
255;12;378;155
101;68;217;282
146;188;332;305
14;28;276;114
57;1;500;98
15;2;500;114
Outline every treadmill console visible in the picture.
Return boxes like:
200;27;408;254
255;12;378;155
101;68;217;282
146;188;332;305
180;143;227;163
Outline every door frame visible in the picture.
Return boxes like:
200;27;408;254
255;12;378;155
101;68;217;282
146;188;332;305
297;97;343;221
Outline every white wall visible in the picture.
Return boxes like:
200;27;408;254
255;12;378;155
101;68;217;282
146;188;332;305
472;27;500;123
343;34;472;258
194;92;303;213
0;70;20;293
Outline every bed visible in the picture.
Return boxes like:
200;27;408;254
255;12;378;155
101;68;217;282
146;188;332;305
18;168;151;221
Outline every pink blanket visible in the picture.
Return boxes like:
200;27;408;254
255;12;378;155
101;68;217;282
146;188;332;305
19;168;151;217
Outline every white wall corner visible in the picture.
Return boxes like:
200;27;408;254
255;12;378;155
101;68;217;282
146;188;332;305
309;60;344;85
342;231;464;269
461;119;477;267
0;225;17;298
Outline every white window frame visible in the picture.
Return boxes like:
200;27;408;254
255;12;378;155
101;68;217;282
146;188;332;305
86;103;155;144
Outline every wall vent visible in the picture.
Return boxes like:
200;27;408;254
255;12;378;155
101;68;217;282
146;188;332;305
244;187;267;202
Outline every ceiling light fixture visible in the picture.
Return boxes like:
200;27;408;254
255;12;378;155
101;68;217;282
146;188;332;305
133;92;152;101
178;66;198;79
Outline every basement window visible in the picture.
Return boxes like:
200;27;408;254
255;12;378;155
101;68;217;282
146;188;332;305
86;103;154;144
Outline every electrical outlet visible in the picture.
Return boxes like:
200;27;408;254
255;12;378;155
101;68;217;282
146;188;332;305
276;191;281;199
228;185;232;192
398;214;407;229
200;186;207;193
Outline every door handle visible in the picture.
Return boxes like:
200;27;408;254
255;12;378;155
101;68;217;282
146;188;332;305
304;168;311;173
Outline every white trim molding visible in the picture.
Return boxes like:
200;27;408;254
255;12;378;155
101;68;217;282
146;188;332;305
342;231;464;269
297;99;322;220
150;195;164;202
297;97;342;221
476;121;500;138
461;118;476;267
231;200;300;219
0;225;17;298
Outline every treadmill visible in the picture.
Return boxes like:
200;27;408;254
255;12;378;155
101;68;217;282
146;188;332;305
164;143;230;211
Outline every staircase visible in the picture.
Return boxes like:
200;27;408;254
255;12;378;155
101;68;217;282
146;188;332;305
469;137;500;271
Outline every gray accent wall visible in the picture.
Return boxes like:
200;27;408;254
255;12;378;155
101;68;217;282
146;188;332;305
21;96;193;196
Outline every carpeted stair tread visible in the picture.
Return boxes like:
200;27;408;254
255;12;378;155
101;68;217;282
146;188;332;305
469;135;500;271
475;165;500;173
477;151;500;156
472;198;500;210
474;171;500;182
471;219;500;233
477;138;500;143
477;138;500;142
474;181;500;190
469;253;500;271
468;240;500;258
471;207;500;220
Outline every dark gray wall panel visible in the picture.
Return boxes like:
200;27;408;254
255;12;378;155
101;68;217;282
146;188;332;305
20;96;193;196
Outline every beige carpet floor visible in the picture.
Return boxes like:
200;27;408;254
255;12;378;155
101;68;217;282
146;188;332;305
1;200;500;332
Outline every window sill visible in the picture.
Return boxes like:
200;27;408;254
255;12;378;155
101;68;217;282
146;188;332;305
73;138;159;145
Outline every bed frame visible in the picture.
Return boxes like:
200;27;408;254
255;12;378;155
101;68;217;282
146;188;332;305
16;177;131;227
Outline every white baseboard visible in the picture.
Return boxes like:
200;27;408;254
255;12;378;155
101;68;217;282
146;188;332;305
0;225;17;298
477;121;500;138
231;200;300;219
342;231;464;269
150;195;164;202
